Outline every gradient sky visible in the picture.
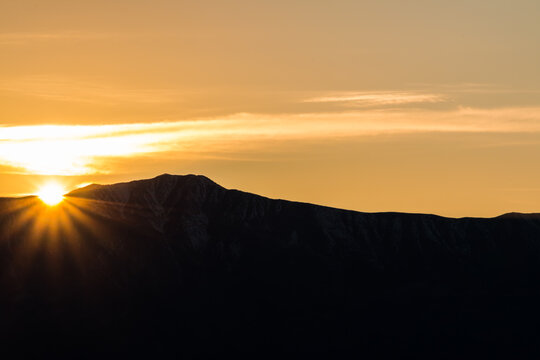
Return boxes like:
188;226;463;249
1;0;540;217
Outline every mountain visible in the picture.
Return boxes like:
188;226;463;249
1;174;540;358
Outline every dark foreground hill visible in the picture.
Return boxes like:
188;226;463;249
1;174;540;358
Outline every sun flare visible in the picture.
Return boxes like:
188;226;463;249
37;183;66;206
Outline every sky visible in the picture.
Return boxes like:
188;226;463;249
1;0;540;217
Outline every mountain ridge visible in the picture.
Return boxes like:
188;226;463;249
1;173;540;357
67;173;536;220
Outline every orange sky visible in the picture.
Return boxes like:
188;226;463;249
1;1;540;217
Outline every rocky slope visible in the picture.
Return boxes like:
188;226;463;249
1;174;540;358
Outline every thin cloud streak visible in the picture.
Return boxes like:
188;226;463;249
1;76;184;104
0;31;115;45
305;91;447;107
1;107;540;176
0;31;206;45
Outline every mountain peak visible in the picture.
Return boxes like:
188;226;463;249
67;173;225;208
69;173;221;195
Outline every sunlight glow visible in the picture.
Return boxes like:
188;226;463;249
37;183;65;206
1;107;540;176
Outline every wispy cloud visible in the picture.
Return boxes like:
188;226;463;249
0;31;115;45
0;76;184;104
0;31;204;45
305;91;447;107
1;107;540;176
411;82;540;95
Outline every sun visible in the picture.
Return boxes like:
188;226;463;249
37;183;66;206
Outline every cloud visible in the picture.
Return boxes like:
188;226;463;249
1;107;540;176
0;31;114;45
0;76;184;104
304;91;447;107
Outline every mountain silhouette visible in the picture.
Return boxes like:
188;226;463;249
1;174;540;358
